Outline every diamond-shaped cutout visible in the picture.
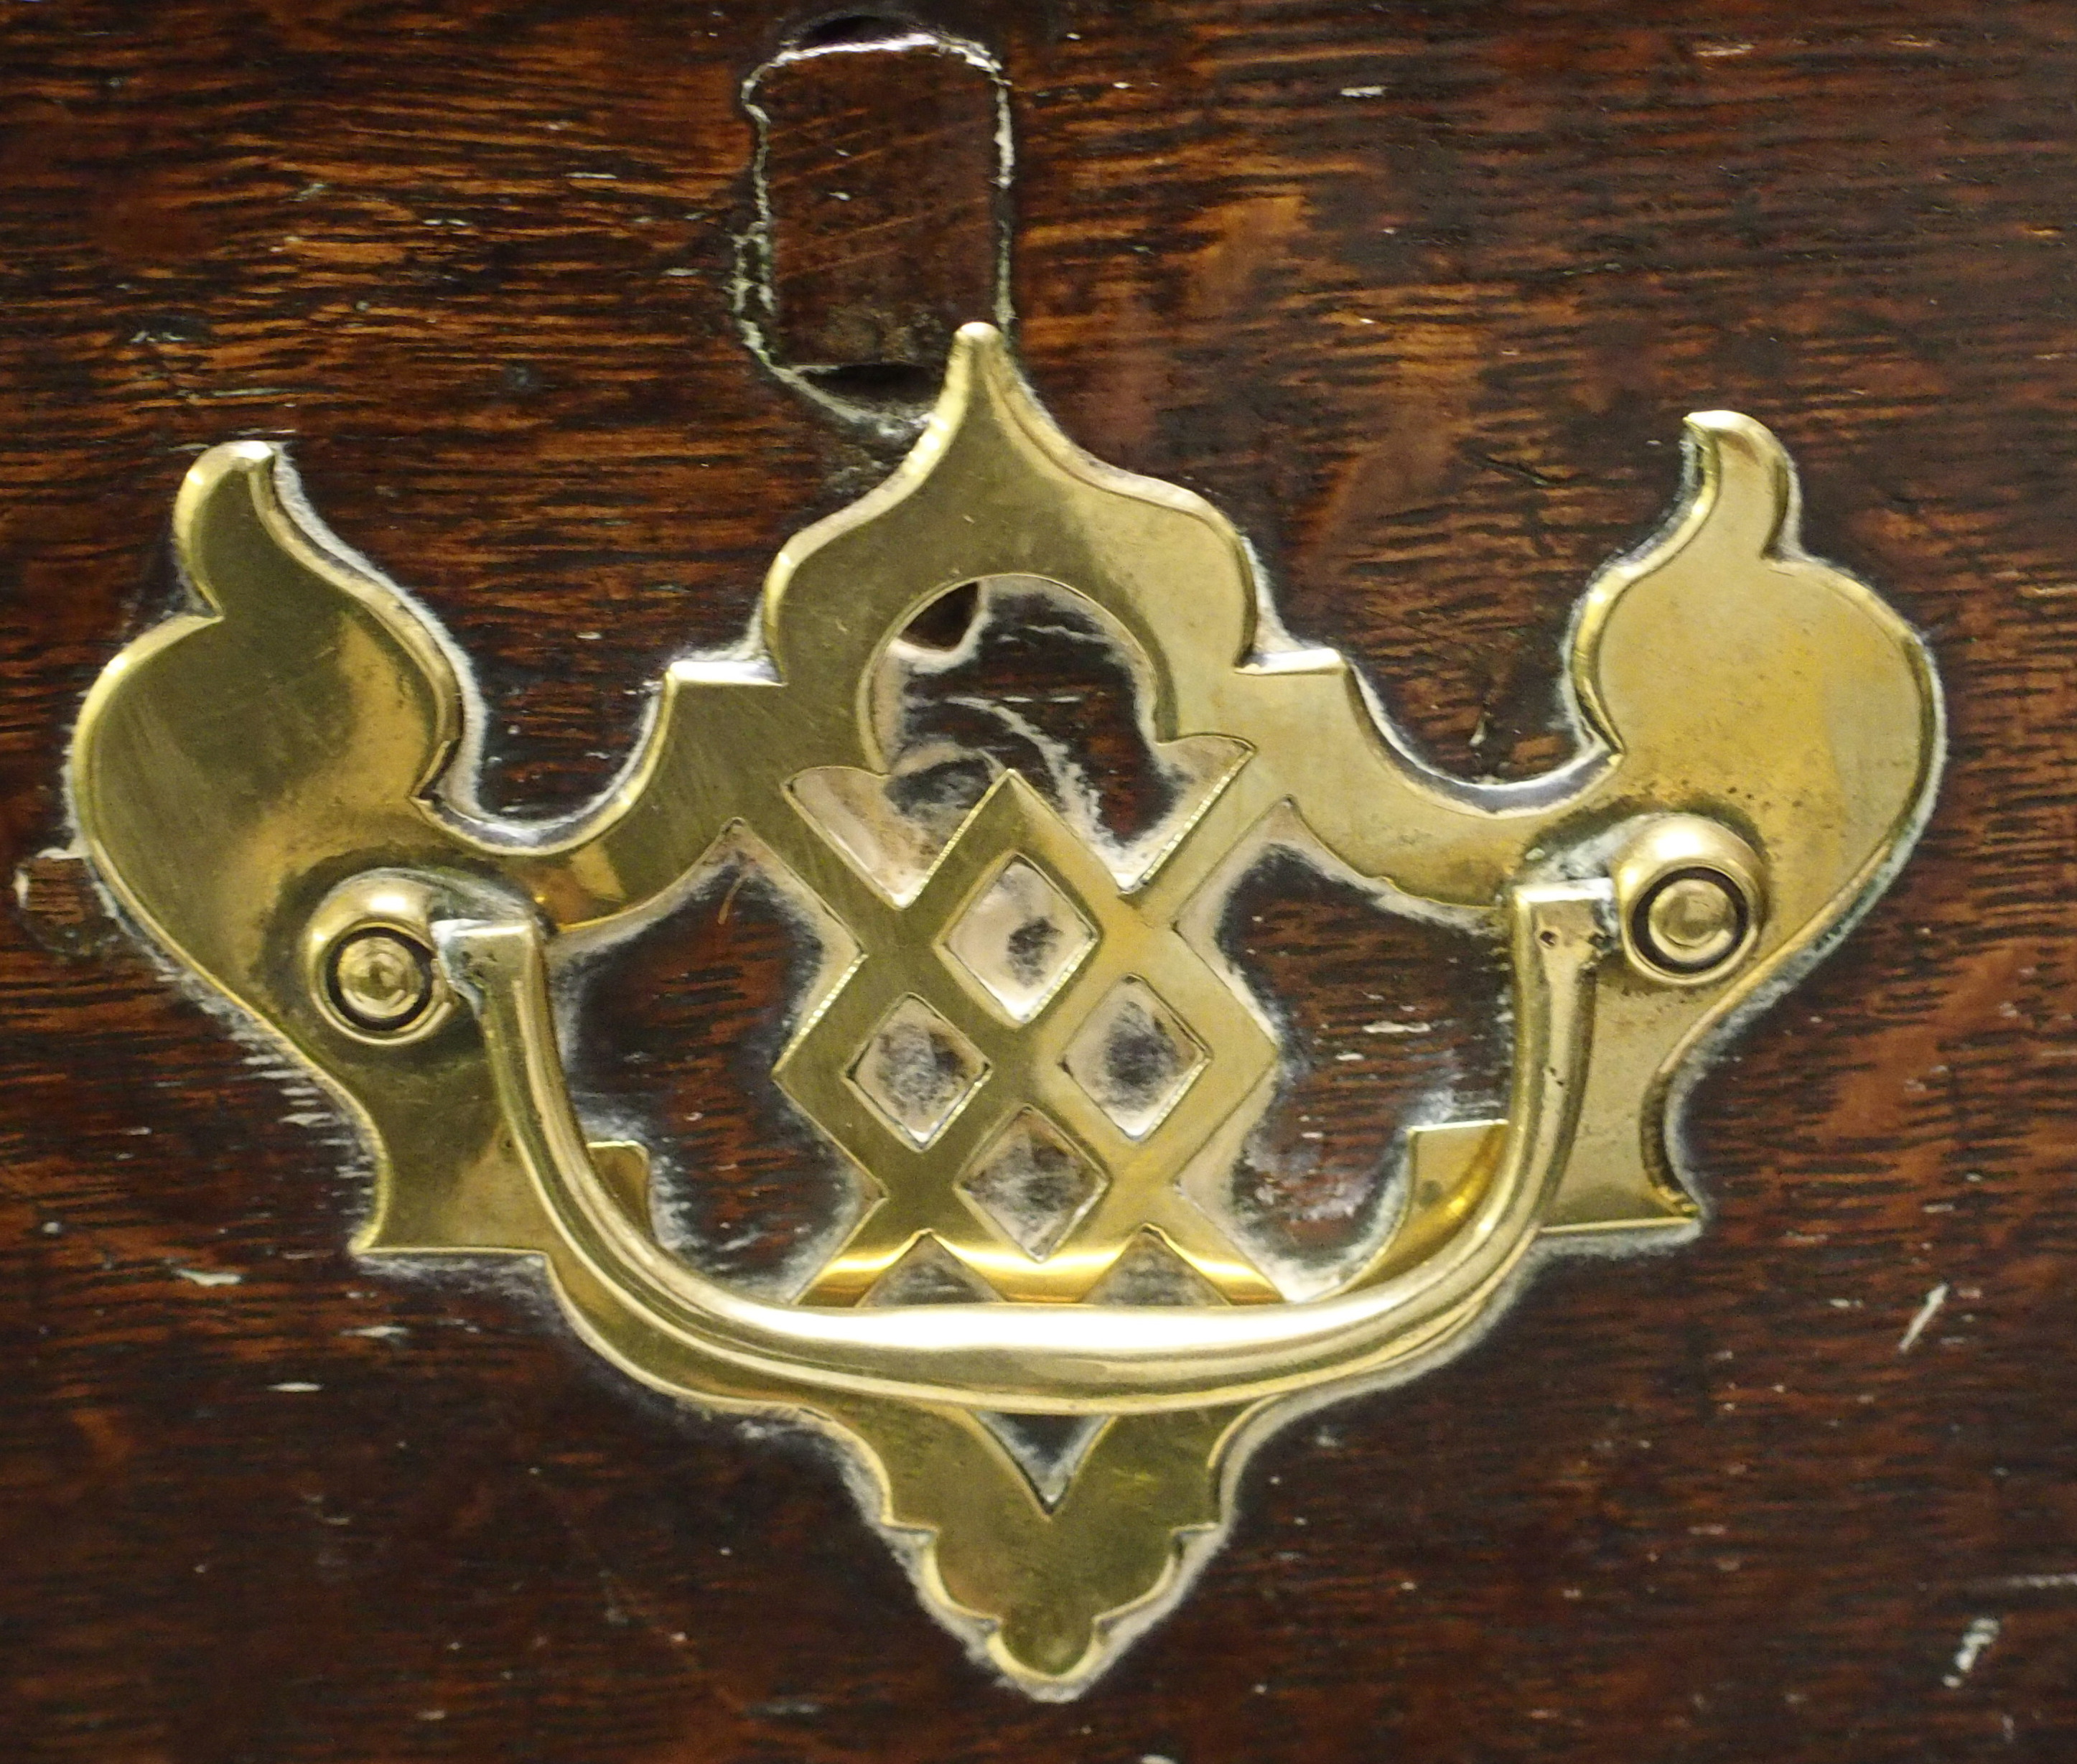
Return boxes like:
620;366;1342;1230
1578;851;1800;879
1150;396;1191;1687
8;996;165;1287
863;1236;999;1305
942;855;1096;1023
1061;976;1207;1140
974;1411;1108;1509
961;1109;1108;1260
1083;1228;1227;1306
849;994;988;1145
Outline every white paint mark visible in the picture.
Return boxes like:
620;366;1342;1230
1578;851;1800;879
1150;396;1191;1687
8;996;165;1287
1992;1572;2077;1590
342;1324;409;1341
1899;1282;1949;1353
172;1266;243;1288
269;1381;322;1393
1361;1019;1432;1035
1943;1615;2000;1687
1340;84;1385;98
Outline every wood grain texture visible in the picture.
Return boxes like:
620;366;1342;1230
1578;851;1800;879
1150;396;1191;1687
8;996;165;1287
4;1;2076;1759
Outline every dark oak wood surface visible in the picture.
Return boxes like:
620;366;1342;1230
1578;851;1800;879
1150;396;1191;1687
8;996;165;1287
5;2;2077;1759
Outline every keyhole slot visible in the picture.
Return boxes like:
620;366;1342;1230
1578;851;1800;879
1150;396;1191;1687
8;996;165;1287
742;23;1012;426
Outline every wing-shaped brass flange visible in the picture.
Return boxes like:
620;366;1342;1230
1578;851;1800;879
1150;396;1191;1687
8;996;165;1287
66;324;1941;1694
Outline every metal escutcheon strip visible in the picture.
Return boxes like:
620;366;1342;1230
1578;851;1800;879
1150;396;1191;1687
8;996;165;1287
66;323;1941;1693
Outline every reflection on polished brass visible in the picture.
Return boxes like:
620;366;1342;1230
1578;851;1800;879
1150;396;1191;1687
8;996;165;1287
1610;813;1765;986
328;930;434;1032
302;872;460;1047
67;324;1942;1694
1642;874;1742;971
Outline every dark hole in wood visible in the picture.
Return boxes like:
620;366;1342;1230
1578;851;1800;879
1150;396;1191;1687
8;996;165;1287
799;360;941;407
791;11;914;49
750;24;1001;418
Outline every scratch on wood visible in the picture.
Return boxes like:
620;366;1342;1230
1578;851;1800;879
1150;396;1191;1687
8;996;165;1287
1898;1282;1948;1354
1943;1615;1999;1687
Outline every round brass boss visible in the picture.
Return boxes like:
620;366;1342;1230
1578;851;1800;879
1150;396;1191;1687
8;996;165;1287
1609;814;1765;985
1634;868;1747;973
326;927;435;1032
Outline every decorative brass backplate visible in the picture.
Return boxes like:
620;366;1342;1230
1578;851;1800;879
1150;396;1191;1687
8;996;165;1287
68;324;1941;1694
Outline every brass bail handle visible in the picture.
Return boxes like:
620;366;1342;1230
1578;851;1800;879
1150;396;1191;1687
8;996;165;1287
435;876;1601;1413
291;799;1768;1414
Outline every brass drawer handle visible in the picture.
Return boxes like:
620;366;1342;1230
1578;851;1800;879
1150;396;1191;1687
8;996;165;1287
68;324;1940;1691
429;873;1592;1413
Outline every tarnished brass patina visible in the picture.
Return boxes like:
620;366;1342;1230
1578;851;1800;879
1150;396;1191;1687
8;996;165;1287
67;324;1941;1692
